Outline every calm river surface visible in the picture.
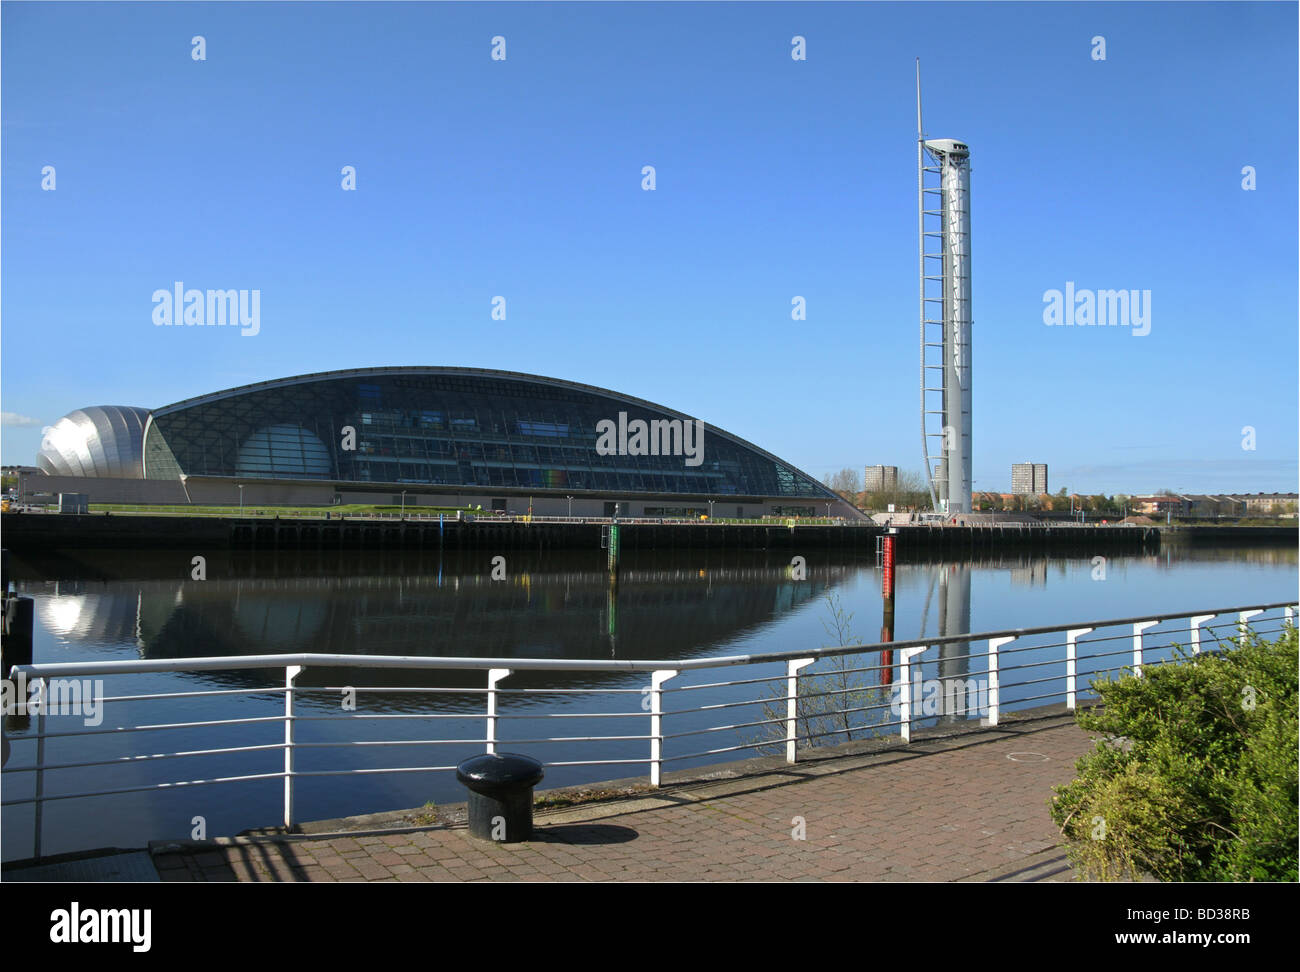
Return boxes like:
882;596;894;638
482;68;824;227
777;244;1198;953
3;541;1295;859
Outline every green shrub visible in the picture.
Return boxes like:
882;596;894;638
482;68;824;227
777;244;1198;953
1050;624;1298;881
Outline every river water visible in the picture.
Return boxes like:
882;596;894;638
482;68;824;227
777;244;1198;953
2;541;1295;860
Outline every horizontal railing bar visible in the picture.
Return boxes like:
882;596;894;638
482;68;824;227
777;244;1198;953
907;633;1233;676
1;771;287;805
537;758;652;767
666;685;899;720
663;674;785;693
1004;672;1072;689
292;739;488;748
8;715;284;741
795;715;907;742
787;698;898;725
803;700;896;719
662;713;790;739
9;602;1290;680
489;735;653;744
892;617;1266;667
1081;664;1130;680
662;739;777;762
661;696;777;717
792;663;891;679
292;711;649;721
288;713;496;722
292;766;459;777
304;686;644;696
1009;690;1083;706
1074;646;1165;665
666;714;910;762
0;742;286;773
96;687;287;703
493;688;644;695
791;684;894;705
792;717;907;746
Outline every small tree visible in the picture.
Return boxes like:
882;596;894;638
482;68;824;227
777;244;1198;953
829;467;861;499
756;593;892;756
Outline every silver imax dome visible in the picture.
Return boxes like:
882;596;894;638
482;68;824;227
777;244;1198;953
37;406;150;478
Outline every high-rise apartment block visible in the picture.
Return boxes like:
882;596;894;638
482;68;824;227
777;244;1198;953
864;465;899;492
1011;463;1048;495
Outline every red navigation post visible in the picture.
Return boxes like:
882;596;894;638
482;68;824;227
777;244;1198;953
881;533;896;599
880;530;897;685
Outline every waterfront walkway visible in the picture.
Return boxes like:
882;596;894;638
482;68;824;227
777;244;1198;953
150;711;1095;882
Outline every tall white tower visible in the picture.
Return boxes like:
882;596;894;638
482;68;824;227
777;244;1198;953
917;62;973;514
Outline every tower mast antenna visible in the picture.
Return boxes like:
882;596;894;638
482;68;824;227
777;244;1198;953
916;57;923;140
917;58;939;510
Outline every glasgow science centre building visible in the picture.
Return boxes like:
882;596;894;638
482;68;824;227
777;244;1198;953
29;367;864;520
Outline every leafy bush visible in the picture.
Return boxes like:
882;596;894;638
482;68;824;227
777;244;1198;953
1050;624;1298;881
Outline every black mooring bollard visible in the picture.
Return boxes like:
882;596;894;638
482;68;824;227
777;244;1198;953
455;753;544;842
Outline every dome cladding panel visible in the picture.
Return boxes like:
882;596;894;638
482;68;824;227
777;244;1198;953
36;406;150;479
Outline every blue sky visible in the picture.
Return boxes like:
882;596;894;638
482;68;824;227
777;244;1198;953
2;1;1296;495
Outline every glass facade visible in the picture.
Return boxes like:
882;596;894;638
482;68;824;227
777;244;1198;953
143;369;837;500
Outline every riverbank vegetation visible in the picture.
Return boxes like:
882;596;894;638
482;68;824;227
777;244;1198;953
1050;625;1298;881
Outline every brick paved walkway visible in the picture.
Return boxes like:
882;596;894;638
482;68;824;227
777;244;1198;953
152;714;1095;882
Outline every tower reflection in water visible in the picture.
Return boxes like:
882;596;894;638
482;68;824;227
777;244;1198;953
935;563;973;725
892;559;975;728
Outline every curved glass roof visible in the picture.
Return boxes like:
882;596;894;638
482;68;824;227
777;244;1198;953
144;367;837;500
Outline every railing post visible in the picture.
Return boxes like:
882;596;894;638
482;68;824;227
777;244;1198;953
986;638;1014;727
1238;609;1263;647
1189;614;1215;655
33;677;46;859
1066;628;1093;710
899;646;926;742
786;658;814;763
485;668;512;754
284;665;302;829
649;670;677;786
1132;621;1157;677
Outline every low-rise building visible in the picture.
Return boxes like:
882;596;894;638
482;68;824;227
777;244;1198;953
1230;492;1298;514
1133;495;1189;516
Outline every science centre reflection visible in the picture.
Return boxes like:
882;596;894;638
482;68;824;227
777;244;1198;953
20;550;858;702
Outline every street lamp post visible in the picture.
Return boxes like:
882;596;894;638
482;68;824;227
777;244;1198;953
567;495;573;518
708;499;715;521
237;484;244;514
401;490;407;519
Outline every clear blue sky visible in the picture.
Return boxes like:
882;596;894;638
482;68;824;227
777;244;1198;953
3;1;1296;495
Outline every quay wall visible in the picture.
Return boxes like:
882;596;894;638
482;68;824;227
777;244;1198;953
0;514;1166;554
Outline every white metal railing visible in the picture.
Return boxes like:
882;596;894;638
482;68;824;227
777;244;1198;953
2;601;1293;856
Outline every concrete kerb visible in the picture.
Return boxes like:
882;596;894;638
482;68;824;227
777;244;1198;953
146;701;1092;861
